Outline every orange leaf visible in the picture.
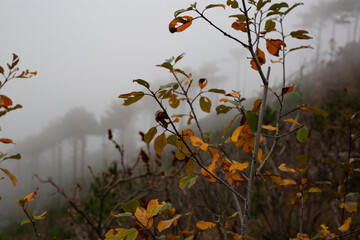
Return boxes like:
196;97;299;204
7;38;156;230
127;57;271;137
281;83;295;95
158;215;180;232
266;39;286;56
134;207;153;229
226;92;239;97
169;16;193;33
252;99;262;113
251;48;266;70
24;188;38;205
229;162;249;173
281;179;297;185
190;136;208;151
180;229;195;235
232;21;247;32
198;78;208;89
278;163;296;173
147;199;166;218
196;221;216;230
284;118;301;126
339;201;358;213
181;128;194;141
0;138;14;144
220;98;230;102
262;125;279;132
0;95;13;109
0;168;18;186
338;218;351;232
320;224;335;238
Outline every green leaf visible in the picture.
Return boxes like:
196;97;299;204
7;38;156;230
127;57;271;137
154;133;167;156
174;6;194;18
227;100;239;106
309;107;328;118
269;2;289;11
121;200;139;214
199;96;211;113
208;88;226;94
315;181;332;185
216;105;232;115
229;14;246;22
284;3;303;15
174;68;189;77
133;79;150;89
118;91;145;106
264;19;276;32
3;153;21;161
157;62;173;70
105;228;138;240
20;218;31;225
308;187;321;193
179;176;198;189
296;154;308;168
246;111;258;132
114;212;133;218
323;156;342;165
257;0;271;10
185;236;194;240
144;127;157;144
175;53;185;64
167;135;178;146
186;159;196;176
293;89;303;100
226;0;239;9
290;30;312;40
205;4;225;10
311;230;323;240
296;126;309;143
160;82;178;90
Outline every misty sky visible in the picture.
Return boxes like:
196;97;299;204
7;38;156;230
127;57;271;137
0;0;327;141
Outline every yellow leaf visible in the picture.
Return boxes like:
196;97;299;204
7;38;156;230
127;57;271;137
252;99;262;113
24;188;38;205
190;136;208;151
338;218;351;232
229;162;249;173
157;215;180;232
281;179;297;185
284;118;302;126
134;207;153;229
201;159;217;183
146;199;166;219
196;221;216;230
262;125;279;132
181;128;194;141
278;163;296;173
0;168;18;186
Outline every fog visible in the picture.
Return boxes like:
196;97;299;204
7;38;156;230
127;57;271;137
0;0;358;228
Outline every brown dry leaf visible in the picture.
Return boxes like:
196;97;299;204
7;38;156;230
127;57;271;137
0;95;13;109
251;48;266;70
252;99;262;113
0;138;14;144
266;39;286;56
231;21;247;32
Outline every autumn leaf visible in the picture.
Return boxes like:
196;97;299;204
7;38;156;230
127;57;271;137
284;118;301;126
262;125;279;132
252;99;262;113
181;128;194;141
169;16;193;33
339;201;357;213
146;199;166;218
154;133;167;156
0;95;13;109
278;163;296;173
320;224;335;239
0;168;18;186
0;138;14;144
118;91;145;106
201;159;217;183
158;215;180;232
190;136;208;151
198;78;208;89
226;92;239;97
231;123;255;152
251;48;266;70
196;221;216;230
338;218;351;232
229;162;249;173
105;228;138;240
134;207;153;229
266;39;286;56
281;83;295;95
232;21;247;32
24;188;38;205
144;127;157;144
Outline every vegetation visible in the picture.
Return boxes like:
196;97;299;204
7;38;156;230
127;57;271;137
1;0;359;240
